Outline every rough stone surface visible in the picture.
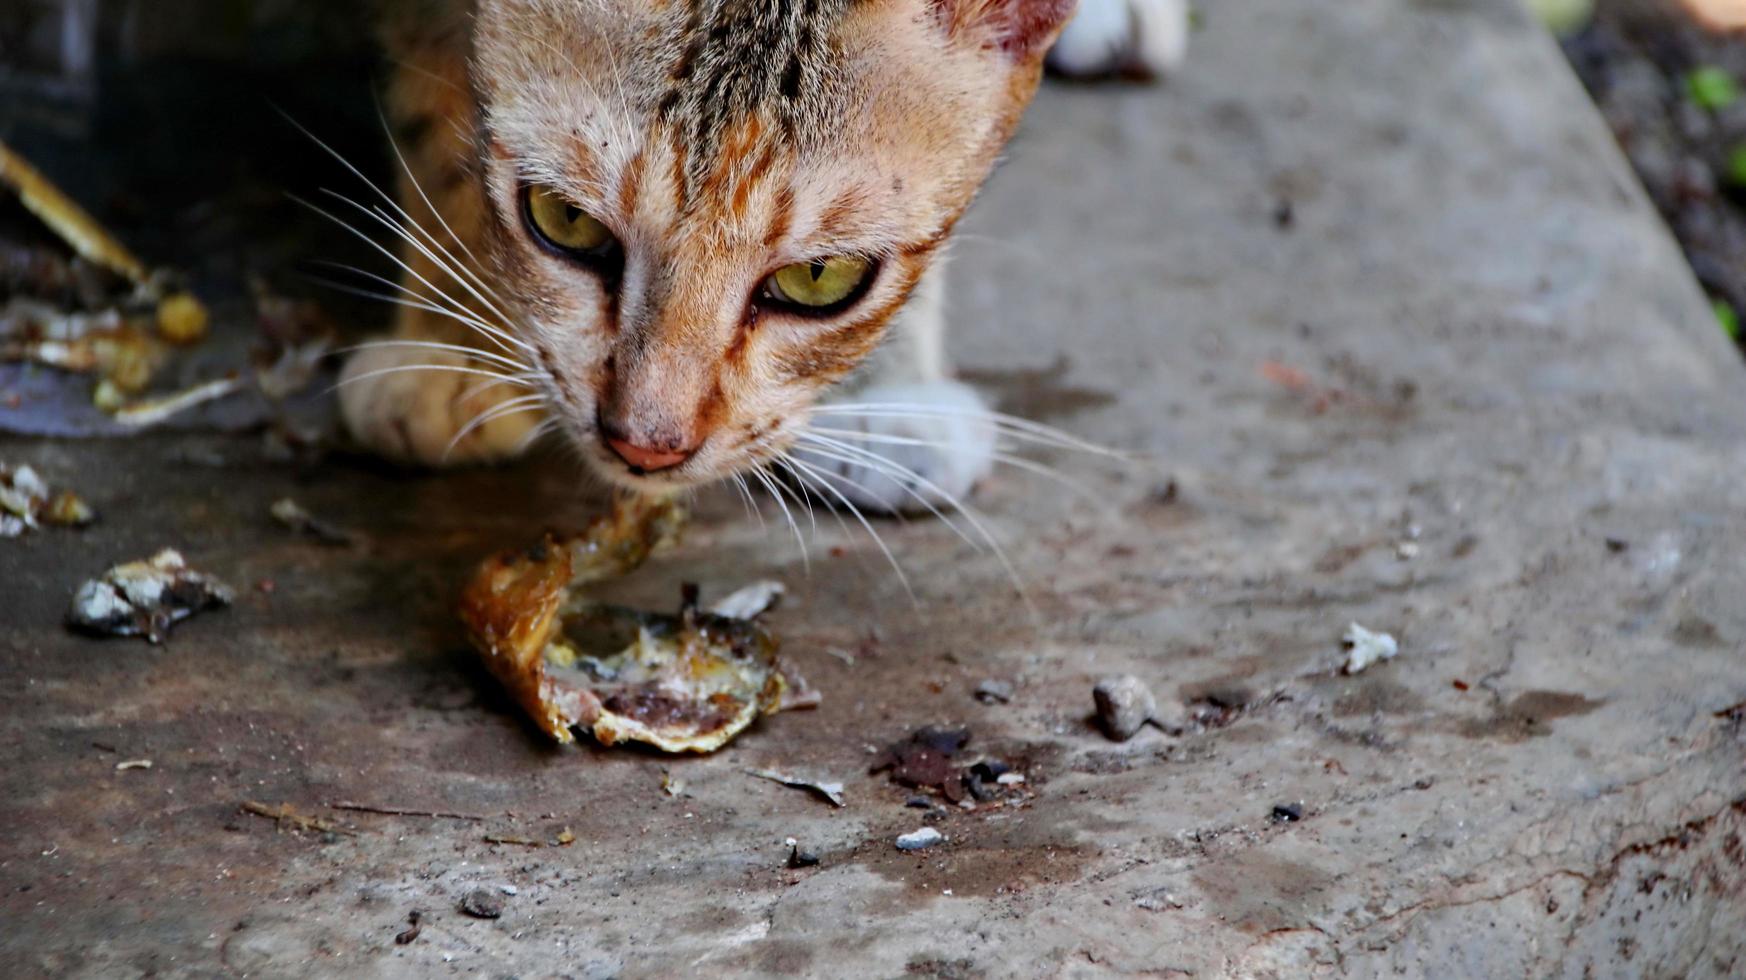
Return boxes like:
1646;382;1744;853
1094;674;1158;740
4;0;1746;977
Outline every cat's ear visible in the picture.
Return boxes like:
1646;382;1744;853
929;0;1077;60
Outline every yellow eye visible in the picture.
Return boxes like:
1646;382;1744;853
524;184;615;253
765;256;874;311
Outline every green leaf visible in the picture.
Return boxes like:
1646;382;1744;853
1716;298;1742;342
1686;66;1740;112
1726;144;1746;189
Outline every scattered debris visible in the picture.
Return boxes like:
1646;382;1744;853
1342;623;1400;674
904;796;933;809
482;834;543;848
1185;688;1249;729
1134;889;1184;912
1;463;94;536
240;801;352;836
895;827;944;852
394;910;424;945
269;497;357;546
973;679;1014;704
871;727;971;791
747;769;846;808
996;772;1026;786
459;888;504;919
0;138;213;411
111;375;246;429
67;548;233;643
706;579;785;620
500;884;518;895
1395;541;1420;560
555;828;576;846
1093;674;1157;741
661;770;687;797
786;843;820;868
1271;803;1304;823
460;494;813;753
114;758;152;771
1604;537;1630;553
325;801;486;821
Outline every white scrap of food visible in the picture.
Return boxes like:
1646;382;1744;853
707;580;785;620
895;827;944;851
68;548;233;644
1342;623;1400;674
1;463;94;537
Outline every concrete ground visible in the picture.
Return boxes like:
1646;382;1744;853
5;0;1746;976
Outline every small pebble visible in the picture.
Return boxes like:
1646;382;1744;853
904;796;933;809
974;679;1014;704
1093;674;1156;741
460;887;504;919
787;844;820;868
996;772;1025;786
499;884;518;896
1271;803;1304;823
896;827;943;851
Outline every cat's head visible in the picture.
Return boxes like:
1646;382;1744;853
467;0;1070;490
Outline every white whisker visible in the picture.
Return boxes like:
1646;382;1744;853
444;393;548;460
328;363;531;394
795;432;1031;612
339;339;532;375
809;403;1126;458
749;466;809;572
780;454;916;605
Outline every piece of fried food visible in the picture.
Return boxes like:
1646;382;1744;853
459;494;799;753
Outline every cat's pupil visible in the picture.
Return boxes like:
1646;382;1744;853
809;260;826;282
564;203;582;223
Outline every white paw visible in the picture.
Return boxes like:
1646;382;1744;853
338;342;544;467
1048;0;1189;79
797;381;996;515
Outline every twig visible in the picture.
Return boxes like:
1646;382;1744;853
327;800;486;821
241;800;355;836
483;834;543;847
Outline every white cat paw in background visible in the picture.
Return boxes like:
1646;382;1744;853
798;381;997;515
1049;0;1190;79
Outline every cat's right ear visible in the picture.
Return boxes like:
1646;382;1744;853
928;0;1078;61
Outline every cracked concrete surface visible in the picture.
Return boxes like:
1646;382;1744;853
4;0;1746;976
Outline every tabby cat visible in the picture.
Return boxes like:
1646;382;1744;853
339;0;1185;512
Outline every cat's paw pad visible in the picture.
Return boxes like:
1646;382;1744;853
1048;0;1189;79
338;342;542;467
797;381;996;515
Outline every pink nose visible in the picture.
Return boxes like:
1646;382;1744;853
607;437;691;472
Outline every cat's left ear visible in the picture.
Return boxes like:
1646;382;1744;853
929;0;1078;60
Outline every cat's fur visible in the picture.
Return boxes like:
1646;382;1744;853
340;0;1184;510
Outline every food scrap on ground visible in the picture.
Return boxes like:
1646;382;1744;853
459;493;815;753
1342;622;1400;674
706;579;785;619
869;726;1029;807
1;462;94;536
67;548;232;643
0;139;212;411
1093;674;1157;741
974;679;1014;704
114;758;152;771
746;768;846;807
270;497;357;546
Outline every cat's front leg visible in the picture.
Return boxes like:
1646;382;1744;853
1049;0;1190;79
338;305;544;467
800;261;997;514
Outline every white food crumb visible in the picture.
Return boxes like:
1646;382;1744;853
707;580;785;620
1343;623;1400;674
